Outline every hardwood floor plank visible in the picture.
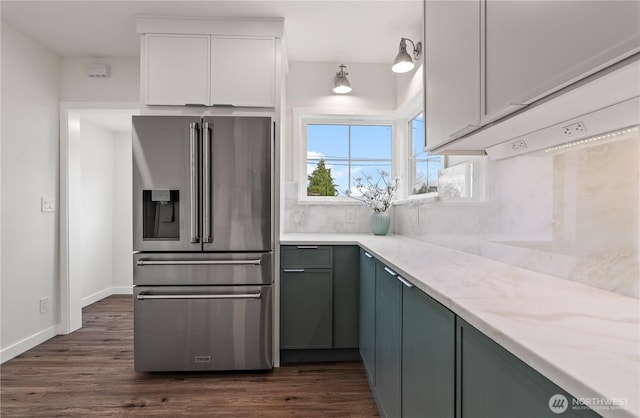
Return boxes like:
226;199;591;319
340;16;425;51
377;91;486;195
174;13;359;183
1;295;379;417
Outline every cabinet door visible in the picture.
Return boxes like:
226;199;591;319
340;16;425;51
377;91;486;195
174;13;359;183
374;263;402;418
359;250;376;385
211;37;276;107
424;0;481;151
484;0;640;122
457;319;600;418
333;246;360;349
281;269;332;349
402;286;455;418
145;34;210;106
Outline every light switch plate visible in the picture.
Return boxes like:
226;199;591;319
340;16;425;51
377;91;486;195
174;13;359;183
41;197;55;212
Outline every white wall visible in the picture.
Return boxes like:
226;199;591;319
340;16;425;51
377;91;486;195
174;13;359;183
1;22;61;359
79;120;115;302
60;57;139;102
77;122;133;306
112;131;133;291
282;61;399;234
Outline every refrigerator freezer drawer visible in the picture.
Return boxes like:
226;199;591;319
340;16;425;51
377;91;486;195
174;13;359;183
133;252;273;286
134;285;273;372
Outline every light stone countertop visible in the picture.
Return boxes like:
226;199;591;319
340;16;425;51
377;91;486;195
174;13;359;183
280;233;640;418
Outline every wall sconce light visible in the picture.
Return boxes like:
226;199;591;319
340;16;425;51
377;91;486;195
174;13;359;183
392;38;422;73
333;64;352;94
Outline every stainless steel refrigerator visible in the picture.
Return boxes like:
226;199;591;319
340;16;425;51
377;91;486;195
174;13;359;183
132;115;274;372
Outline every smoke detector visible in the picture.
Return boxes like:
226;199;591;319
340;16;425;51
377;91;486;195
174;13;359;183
85;63;110;78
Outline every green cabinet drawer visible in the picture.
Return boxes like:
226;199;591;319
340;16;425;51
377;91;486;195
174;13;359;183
281;245;333;268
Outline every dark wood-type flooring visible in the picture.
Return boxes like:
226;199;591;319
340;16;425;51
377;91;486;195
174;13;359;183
1;295;378;417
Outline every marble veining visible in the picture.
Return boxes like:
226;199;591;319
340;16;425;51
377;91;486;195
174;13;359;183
394;133;639;298
280;233;640;418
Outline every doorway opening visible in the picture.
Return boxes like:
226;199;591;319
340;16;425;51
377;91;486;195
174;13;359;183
60;102;139;333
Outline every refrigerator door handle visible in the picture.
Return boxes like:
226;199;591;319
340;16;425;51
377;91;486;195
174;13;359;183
189;122;200;243
137;259;262;266
202;122;212;243
137;293;262;300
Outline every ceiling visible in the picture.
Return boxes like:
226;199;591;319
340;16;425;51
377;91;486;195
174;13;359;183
0;0;423;64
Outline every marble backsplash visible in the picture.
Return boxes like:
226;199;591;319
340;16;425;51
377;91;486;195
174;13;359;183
395;131;639;298
283;131;639;299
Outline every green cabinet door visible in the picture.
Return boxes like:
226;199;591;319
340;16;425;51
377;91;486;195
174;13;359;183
457;319;600;418
281;269;333;349
402;286;455;418
359;249;376;385
375;263;402;418
333;246;360;349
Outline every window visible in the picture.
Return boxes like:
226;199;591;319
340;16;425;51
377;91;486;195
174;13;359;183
305;122;392;197
409;113;440;195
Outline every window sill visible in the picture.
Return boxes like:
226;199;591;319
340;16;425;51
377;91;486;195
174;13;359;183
296;196;365;206
394;193;439;205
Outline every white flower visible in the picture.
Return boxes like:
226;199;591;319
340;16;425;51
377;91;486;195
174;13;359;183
345;170;400;212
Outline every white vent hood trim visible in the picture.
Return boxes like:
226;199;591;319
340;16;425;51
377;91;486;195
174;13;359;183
434;56;640;159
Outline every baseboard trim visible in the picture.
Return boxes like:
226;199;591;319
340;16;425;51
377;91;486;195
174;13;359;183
81;286;133;307
0;325;58;364
111;286;133;295
81;288;113;308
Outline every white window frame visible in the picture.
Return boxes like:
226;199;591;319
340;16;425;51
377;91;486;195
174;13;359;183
294;109;397;204
399;106;444;203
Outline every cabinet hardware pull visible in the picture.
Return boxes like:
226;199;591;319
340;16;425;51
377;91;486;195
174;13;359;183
137;259;262;266
364;252;373;258
397;275;415;288
384;266;398;277
283;269;305;273
202;122;212;243
189;122;199;243
296;245;318;249
137;293;261;300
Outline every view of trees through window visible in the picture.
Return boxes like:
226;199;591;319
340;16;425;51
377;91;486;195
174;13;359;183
409;113;440;194
306;123;392;197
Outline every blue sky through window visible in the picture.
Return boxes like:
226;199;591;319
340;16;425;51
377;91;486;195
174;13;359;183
307;124;392;196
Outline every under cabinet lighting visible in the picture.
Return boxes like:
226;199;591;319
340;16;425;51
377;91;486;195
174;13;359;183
544;126;638;153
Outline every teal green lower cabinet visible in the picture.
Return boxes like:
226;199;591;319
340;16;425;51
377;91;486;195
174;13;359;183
281;269;332;349
402;285;455;418
359;249;376;385
457;319;600;418
280;245;360;360
375;263;402;418
333;246;360;348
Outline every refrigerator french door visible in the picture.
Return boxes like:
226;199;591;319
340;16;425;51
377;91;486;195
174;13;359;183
132;115;274;372
132;115;273;253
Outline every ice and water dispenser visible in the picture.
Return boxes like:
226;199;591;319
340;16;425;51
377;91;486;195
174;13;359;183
142;189;179;240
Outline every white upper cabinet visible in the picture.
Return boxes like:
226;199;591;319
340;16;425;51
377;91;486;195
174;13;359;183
145;35;211;106
211;37;275;107
424;0;640;153
424;0;481;151
138;17;282;108
483;0;640;123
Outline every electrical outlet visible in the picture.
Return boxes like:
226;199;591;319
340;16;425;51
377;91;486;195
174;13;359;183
410;208;419;226
345;209;356;223
39;297;50;314
562;122;586;136
510;140;528;151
